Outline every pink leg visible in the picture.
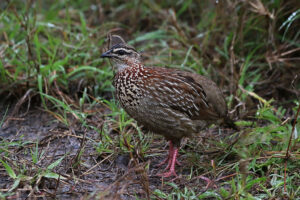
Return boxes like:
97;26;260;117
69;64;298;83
164;149;181;170
158;147;179;177
157;141;181;178
156;141;173;167
157;141;181;170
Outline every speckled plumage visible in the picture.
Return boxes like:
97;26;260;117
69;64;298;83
113;64;227;145
101;35;231;177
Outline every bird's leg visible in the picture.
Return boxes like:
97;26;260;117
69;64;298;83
156;141;181;169
156;141;173;167
164;141;182;170
158;146;179;177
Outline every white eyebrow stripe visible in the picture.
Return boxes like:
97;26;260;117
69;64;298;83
113;48;134;54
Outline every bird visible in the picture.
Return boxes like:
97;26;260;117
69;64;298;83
101;35;235;178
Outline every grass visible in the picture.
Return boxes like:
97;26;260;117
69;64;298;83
0;0;300;199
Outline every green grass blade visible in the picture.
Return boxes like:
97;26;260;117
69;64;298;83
0;159;17;179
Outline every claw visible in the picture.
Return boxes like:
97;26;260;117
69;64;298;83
157;169;178;178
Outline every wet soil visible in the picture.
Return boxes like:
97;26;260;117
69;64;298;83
0;100;236;199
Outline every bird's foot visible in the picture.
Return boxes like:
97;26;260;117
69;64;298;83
175;159;182;166
164;159;182;170
156;140;174;168
157;169;178;178
156;141;181;169
157;156;181;169
156;157;169;168
156;145;179;178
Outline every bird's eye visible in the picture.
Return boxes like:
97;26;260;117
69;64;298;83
116;50;128;55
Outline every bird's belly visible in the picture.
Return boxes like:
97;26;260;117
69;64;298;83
115;88;211;140
124;101;207;140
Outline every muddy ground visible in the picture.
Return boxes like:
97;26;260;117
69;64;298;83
0;98;238;199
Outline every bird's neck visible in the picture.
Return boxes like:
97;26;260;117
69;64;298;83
114;61;144;72
114;62;131;71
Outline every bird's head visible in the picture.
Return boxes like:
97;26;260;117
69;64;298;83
101;35;142;71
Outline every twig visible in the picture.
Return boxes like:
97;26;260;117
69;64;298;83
2;89;33;128
284;103;300;192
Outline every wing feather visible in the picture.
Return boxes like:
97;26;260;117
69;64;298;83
145;68;224;120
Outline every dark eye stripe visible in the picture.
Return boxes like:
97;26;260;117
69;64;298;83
116;50;129;55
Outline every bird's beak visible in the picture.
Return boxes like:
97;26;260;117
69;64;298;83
101;50;112;58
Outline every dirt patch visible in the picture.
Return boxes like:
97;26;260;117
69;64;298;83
0;99;238;199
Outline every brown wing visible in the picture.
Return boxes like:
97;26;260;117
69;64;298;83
145;67;226;120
